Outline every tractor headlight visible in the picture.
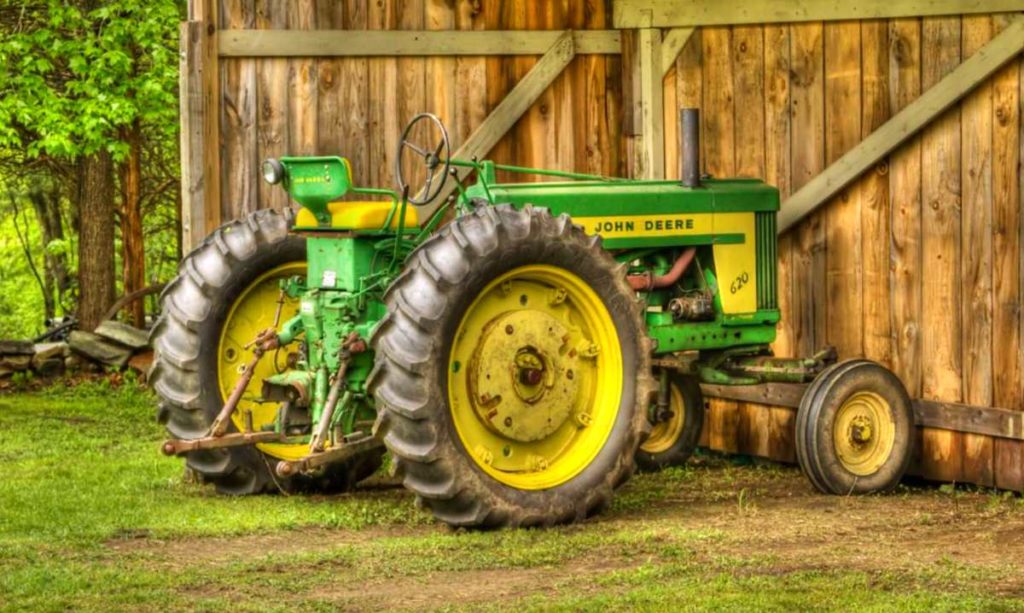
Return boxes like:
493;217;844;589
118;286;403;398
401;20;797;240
262;158;285;185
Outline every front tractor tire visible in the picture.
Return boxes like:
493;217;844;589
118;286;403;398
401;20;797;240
150;209;381;494
795;359;915;495
370;205;654;527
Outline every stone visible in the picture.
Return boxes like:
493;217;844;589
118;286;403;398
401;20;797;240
33;358;64;377
32;342;68;366
69;331;133;368
94;321;150;350
0;340;34;355
0;354;32;377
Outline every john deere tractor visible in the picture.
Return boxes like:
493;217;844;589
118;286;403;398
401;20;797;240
153;110;915;527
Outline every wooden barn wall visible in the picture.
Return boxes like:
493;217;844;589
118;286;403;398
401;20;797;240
674;18;1024;490
207;1;1024;489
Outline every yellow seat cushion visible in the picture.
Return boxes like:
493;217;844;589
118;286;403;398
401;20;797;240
294;201;419;230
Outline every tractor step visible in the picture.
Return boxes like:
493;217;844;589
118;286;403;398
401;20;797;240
275;435;383;478
160;430;285;456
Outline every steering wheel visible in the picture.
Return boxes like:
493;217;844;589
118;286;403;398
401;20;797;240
396;113;451;206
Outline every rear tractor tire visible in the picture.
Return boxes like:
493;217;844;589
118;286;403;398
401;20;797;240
795;359;915;495
150;209;382;495
636;374;704;471
370;205;654;527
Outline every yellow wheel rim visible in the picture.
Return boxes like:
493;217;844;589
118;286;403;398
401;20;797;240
640;382;685;455
833;391;896;476
447;265;623;490
217;262;307;461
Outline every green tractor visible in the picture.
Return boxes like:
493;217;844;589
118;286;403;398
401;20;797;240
153;110;915;527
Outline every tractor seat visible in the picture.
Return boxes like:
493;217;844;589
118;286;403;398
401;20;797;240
293;200;419;231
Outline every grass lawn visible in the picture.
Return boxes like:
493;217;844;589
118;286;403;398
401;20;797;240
1;381;1023;611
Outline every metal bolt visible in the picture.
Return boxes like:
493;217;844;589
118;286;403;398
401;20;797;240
505;324;514;335
504;416;513;427
519;368;543;385
566;369;574;380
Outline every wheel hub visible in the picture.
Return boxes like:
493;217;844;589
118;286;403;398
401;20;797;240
469;310;580;442
833;391;896;476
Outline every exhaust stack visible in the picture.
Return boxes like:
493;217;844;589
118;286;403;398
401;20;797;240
680;108;701;188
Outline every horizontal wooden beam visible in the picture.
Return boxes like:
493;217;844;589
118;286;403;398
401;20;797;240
701;382;1024;441
614;0;1024;28
779;15;1024;233
219;29;620;57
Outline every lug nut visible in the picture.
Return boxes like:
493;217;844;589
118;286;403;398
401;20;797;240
505;324;514;335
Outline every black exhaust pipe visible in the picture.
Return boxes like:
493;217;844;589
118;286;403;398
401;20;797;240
680;108;701;188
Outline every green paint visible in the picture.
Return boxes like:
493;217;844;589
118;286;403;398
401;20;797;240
260;150;782;455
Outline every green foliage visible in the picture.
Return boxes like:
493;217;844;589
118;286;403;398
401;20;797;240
0;213;46;336
0;0;185;336
0;0;184;159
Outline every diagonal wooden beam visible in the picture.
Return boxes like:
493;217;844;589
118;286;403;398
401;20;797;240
422;31;576;216
779;16;1024;233
614;0;1024;28
660;27;695;77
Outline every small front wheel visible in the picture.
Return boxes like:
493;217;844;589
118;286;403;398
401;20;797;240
795;360;915;495
636;374;704;471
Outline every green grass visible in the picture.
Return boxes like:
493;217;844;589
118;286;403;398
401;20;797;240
0;382;1022;612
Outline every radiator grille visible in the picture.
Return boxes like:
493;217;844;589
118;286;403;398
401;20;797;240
756;212;778;310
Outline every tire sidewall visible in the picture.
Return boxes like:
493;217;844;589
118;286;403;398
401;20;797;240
809;362;914;494
434;217;643;514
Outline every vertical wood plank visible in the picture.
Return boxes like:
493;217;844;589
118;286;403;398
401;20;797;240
663;61;678;180
733;26;764;179
700;27;737;452
315;1;344;156
368;0;397;188
254;0;289;211
485;0;523;180
889;18;922;397
454;0;487;151
426;0;456;150
287;1;317;158
823;21;863;359
960;16;995;487
919;16;962;482
179;21;206;250
221;0;257;221
396;0;426;190
790;23;826;358
701;27;734;177
764;24;795;463
582;0;611;176
732;25;766;458
993;30;1022;491
860;20;892;367
341;1;370;188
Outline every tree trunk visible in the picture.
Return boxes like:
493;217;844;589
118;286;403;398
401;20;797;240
27;181;71;318
120;121;145;327
76;150;116;331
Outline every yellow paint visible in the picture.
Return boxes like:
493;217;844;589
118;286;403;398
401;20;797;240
572;212;714;239
294;200;418;230
640;381;685;454
833;391;896;476
447;265;623;490
712;212;757;314
217;262;308;461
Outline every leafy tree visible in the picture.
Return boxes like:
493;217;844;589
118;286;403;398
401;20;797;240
0;0;184;331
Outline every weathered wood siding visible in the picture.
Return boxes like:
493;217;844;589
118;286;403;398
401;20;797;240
195;0;1023;489
673;18;1023;488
